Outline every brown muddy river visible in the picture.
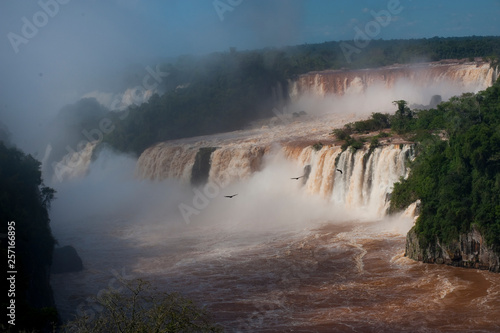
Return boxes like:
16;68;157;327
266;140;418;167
51;216;500;332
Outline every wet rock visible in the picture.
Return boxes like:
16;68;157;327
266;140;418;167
405;225;500;273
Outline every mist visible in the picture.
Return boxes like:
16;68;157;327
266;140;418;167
0;0;309;155
291;80;454;118
49;145;415;251
46;64;489;241
2;0;497;155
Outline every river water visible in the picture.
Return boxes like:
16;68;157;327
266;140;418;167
48;60;500;332
51;213;500;332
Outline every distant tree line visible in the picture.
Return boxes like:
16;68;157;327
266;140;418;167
100;36;500;156
46;36;500;158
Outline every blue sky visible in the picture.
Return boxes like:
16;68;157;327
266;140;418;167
0;0;499;151
1;0;498;64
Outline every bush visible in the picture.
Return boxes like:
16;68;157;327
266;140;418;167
312;142;323;151
331;128;351;140
377;131;390;138
350;139;364;150
63;279;222;333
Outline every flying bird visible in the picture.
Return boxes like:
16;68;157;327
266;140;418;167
224;194;238;198
290;176;304;180
336;169;343;174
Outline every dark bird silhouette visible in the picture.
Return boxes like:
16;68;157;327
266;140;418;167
224;194;238;198
336;169;343;174
290;176;304;180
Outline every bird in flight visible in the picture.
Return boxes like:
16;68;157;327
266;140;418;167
290;176;304;180
336;169;343;174
224;194;238;198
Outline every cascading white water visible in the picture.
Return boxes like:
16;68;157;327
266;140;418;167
51;141;97;182
135;142;198;182
208;143;267;185
51;60;496;186
134;141;413;217
290;61;497;99
286;143;413;216
49;61;500;333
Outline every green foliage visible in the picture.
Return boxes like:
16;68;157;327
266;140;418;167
390;81;500;248
0;142;58;331
331;128;352;140
340;113;391;135
333;112;390;153
312;142;323;151
351;112;391;133
377;131;391;138
349;139;364;151
390;100;415;133
96;36;500;156
64;279;222;333
369;137;379;151
286;36;500;72
103;51;290;156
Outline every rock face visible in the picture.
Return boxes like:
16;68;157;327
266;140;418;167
51;245;83;274
406;225;500;272
289;61;497;98
191;147;217;186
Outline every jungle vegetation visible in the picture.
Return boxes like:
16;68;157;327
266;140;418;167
84;36;500;156
0;142;58;331
388;82;500;248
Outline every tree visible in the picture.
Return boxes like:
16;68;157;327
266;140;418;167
0;142;58;331
64;279;222;333
390;80;500;248
391;100;414;133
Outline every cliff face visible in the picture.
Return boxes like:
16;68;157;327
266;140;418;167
290;61;497;98
406;225;500;273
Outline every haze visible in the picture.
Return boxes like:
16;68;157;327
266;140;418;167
0;0;498;154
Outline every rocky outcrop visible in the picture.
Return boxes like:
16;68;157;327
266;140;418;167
51;245;83;274
406;225;500;272
191;147;217;186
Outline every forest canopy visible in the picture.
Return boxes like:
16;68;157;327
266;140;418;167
388;80;500;249
74;35;500;156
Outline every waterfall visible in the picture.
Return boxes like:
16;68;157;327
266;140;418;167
286;144;413;216
135;143;199;182
208;144;267;185
51;141;97;182
289;61;495;99
136;142;268;185
50;60;491;219
136;140;413;216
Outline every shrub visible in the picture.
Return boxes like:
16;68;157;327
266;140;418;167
312;142;323;151
331;128;351;140
350;139;364;150
63;279;222;333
